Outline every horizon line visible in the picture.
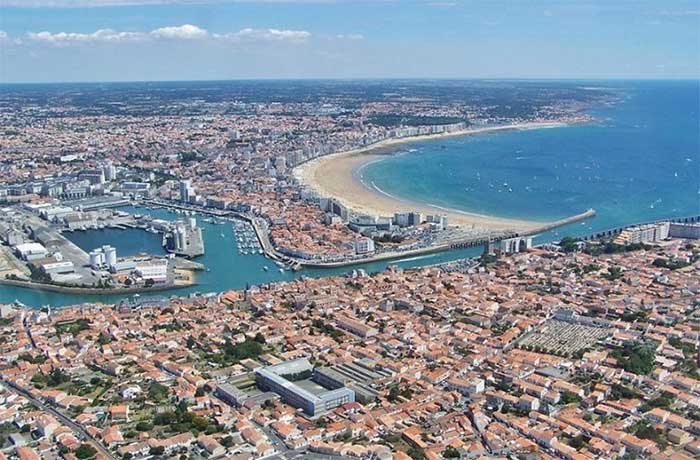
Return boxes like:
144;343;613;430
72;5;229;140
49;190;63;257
1;76;699;85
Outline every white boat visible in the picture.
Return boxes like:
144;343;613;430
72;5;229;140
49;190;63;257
263;266;269;271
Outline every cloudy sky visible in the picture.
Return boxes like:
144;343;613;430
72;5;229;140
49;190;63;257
0;0;698;82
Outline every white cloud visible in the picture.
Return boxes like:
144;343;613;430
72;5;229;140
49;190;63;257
150;24;208;40
27;29;145;44
0;31;8;40
335;33;364;40
21;25;312;46
215;28;310;43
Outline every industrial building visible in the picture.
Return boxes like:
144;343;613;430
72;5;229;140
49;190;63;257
14;242;48;261
89;245;118;271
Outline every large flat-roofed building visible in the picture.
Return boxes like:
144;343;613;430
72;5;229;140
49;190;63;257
214;383;249;407
670;222;700;240
14;242;48;261
334;314;378;338
255;358;354;416
614;222;670;245
312;362;388;404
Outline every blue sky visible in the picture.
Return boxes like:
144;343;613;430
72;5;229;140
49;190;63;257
0;0;698;82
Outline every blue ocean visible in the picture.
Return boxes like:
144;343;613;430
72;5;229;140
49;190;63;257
1;80;698;307
362;80;700;240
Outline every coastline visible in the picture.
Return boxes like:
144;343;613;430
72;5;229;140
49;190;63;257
294;121;568;232
0;277;195;297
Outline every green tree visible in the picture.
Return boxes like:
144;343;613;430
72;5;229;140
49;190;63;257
407;447;426;460
559;236;581;253
135;421;153;432
611;341;657;375
442;446;460;458
75;444;97;460
148;382;170;402
560;391;582;405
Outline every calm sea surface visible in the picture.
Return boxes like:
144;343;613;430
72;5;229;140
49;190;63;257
2;81;698;307
363;81;700;242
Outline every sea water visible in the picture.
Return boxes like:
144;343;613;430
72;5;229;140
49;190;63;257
2;81;698;307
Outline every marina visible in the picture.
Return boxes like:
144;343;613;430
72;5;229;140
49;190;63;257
0;83;698;308
232;219;264;256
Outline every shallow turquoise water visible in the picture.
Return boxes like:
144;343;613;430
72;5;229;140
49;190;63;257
2;80;698;307
362;81;700;241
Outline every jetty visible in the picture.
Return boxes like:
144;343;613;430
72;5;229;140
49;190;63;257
284;209;597;269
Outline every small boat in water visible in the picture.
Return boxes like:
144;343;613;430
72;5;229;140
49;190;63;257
263;266;268;271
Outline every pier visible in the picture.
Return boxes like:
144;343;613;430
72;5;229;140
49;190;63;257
530;208;596;234
290;209;598;268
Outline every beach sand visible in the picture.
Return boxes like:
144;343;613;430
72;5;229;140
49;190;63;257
294;122;567;232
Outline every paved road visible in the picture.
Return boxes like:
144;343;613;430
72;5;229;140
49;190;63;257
22;316;37;349
266;450;358;460
253;421;356;460
2;378;116;460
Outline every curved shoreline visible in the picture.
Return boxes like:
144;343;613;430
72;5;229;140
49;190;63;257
294;121;568;232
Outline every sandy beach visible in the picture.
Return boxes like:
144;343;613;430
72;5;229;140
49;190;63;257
294;122;567;232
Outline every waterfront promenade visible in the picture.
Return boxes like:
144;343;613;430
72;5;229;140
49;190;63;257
291;209;597;268
144;199;596;269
